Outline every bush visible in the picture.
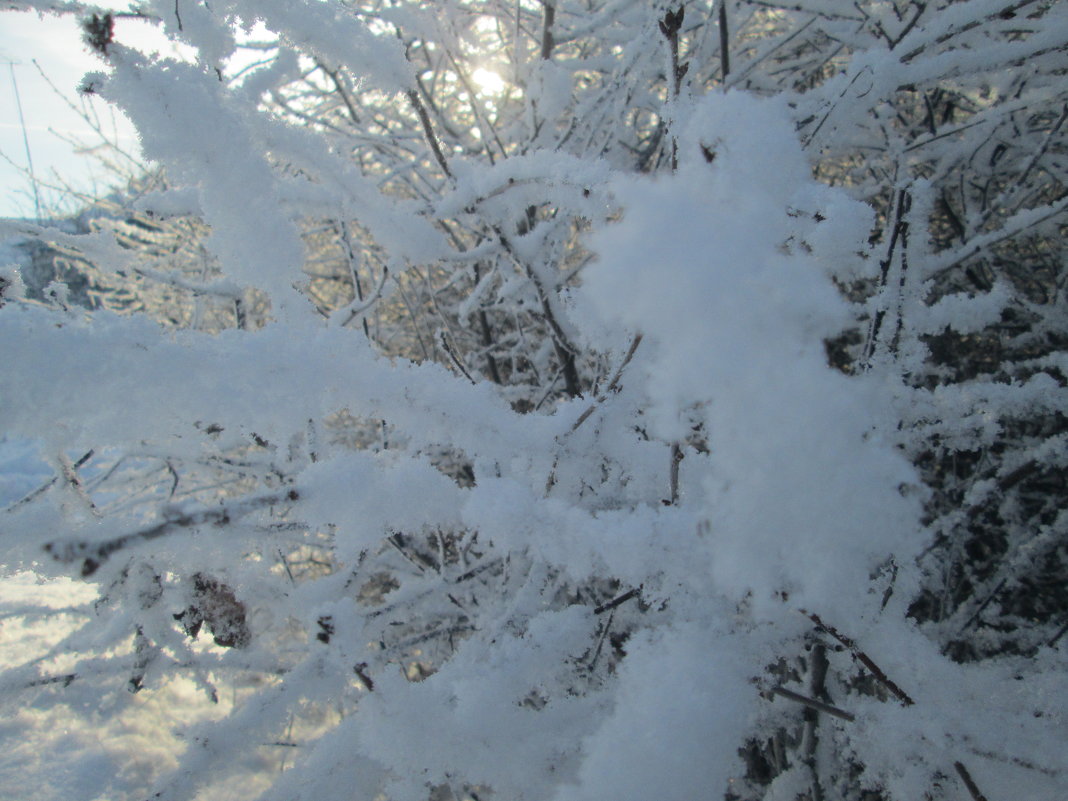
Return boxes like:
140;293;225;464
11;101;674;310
1;2;1065;800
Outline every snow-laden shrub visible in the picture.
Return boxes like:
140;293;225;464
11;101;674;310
1;2;1065;801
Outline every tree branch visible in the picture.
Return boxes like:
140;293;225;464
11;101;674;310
772;685;856;722
805;611;915;706
44;490;296;576
954;761;991;801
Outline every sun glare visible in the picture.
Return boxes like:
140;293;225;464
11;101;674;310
472;67;505;95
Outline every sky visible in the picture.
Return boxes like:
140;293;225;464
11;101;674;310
0;6;175;220
0;7;507;222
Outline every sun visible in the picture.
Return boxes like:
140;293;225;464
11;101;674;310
471;67;505;96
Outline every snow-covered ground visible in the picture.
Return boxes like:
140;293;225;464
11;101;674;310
0;567;277;801
0;441;255;801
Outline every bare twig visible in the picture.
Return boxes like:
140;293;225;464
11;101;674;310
585;610;614;674
1047;618;1068;648
439;330;477;384
495;228;582;397
658;7;687;170
860;188;912;370
568;333;642;433
805;611;915;706
546;333;643;494
406;89;453;180
58;452;100;517
899;0;1043;63
718;1;731;81
354;662;375;691
976;103;1068;232
339;265;390;329
472;265;502;384
323;66;361;127
802;642;830;801
5;449;93;513
594;586;641;615
927;194;1068;282
954;761;991;801
277;549;296;585
667;441;684;505
772;686;856;722
44;490;295;576
541;1;556;61
25;672;78;689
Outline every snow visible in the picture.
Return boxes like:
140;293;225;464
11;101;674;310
1;3;1065;801
0;438;50;509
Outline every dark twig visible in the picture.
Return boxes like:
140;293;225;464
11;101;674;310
277;549;297;585
954;761;991;801
658;7;686;98
44;490;295;576
802;643;830;801
860;188;912;369
407;89;453;180
25;672;78;689
718;1;731;80
339;265;390;329
541;1;556;61
772;686;856;722
439;330;477;385
354;662;375;691
585;610;614;674
1047;618;1068;647
900;0;1042;63
658;7;687;170
83;13;114;56
471;263;502;384
805;611;915;706
594;586;641;615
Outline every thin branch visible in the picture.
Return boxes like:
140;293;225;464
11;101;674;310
541;1;556;61
976;102;1068;231
5;449;93;513
324;66;361;127
594;586;641;615
954;761;991;801
658;7;686;171
1048;619;1068;648
718;1;731;81
495;228;581;397
899;0;1043;64
666;442;684;506
805;611;915;706
568;333;642;433
927;194;1068;281
406;89;453;180
44;490;295;576
772;686;856;722
860;187;911;370
277;549;297;586
339;265;390;329
585;609;613;674
546;333;642;494
439;330;477;384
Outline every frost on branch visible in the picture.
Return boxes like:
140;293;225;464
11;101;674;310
0;3;1066;801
